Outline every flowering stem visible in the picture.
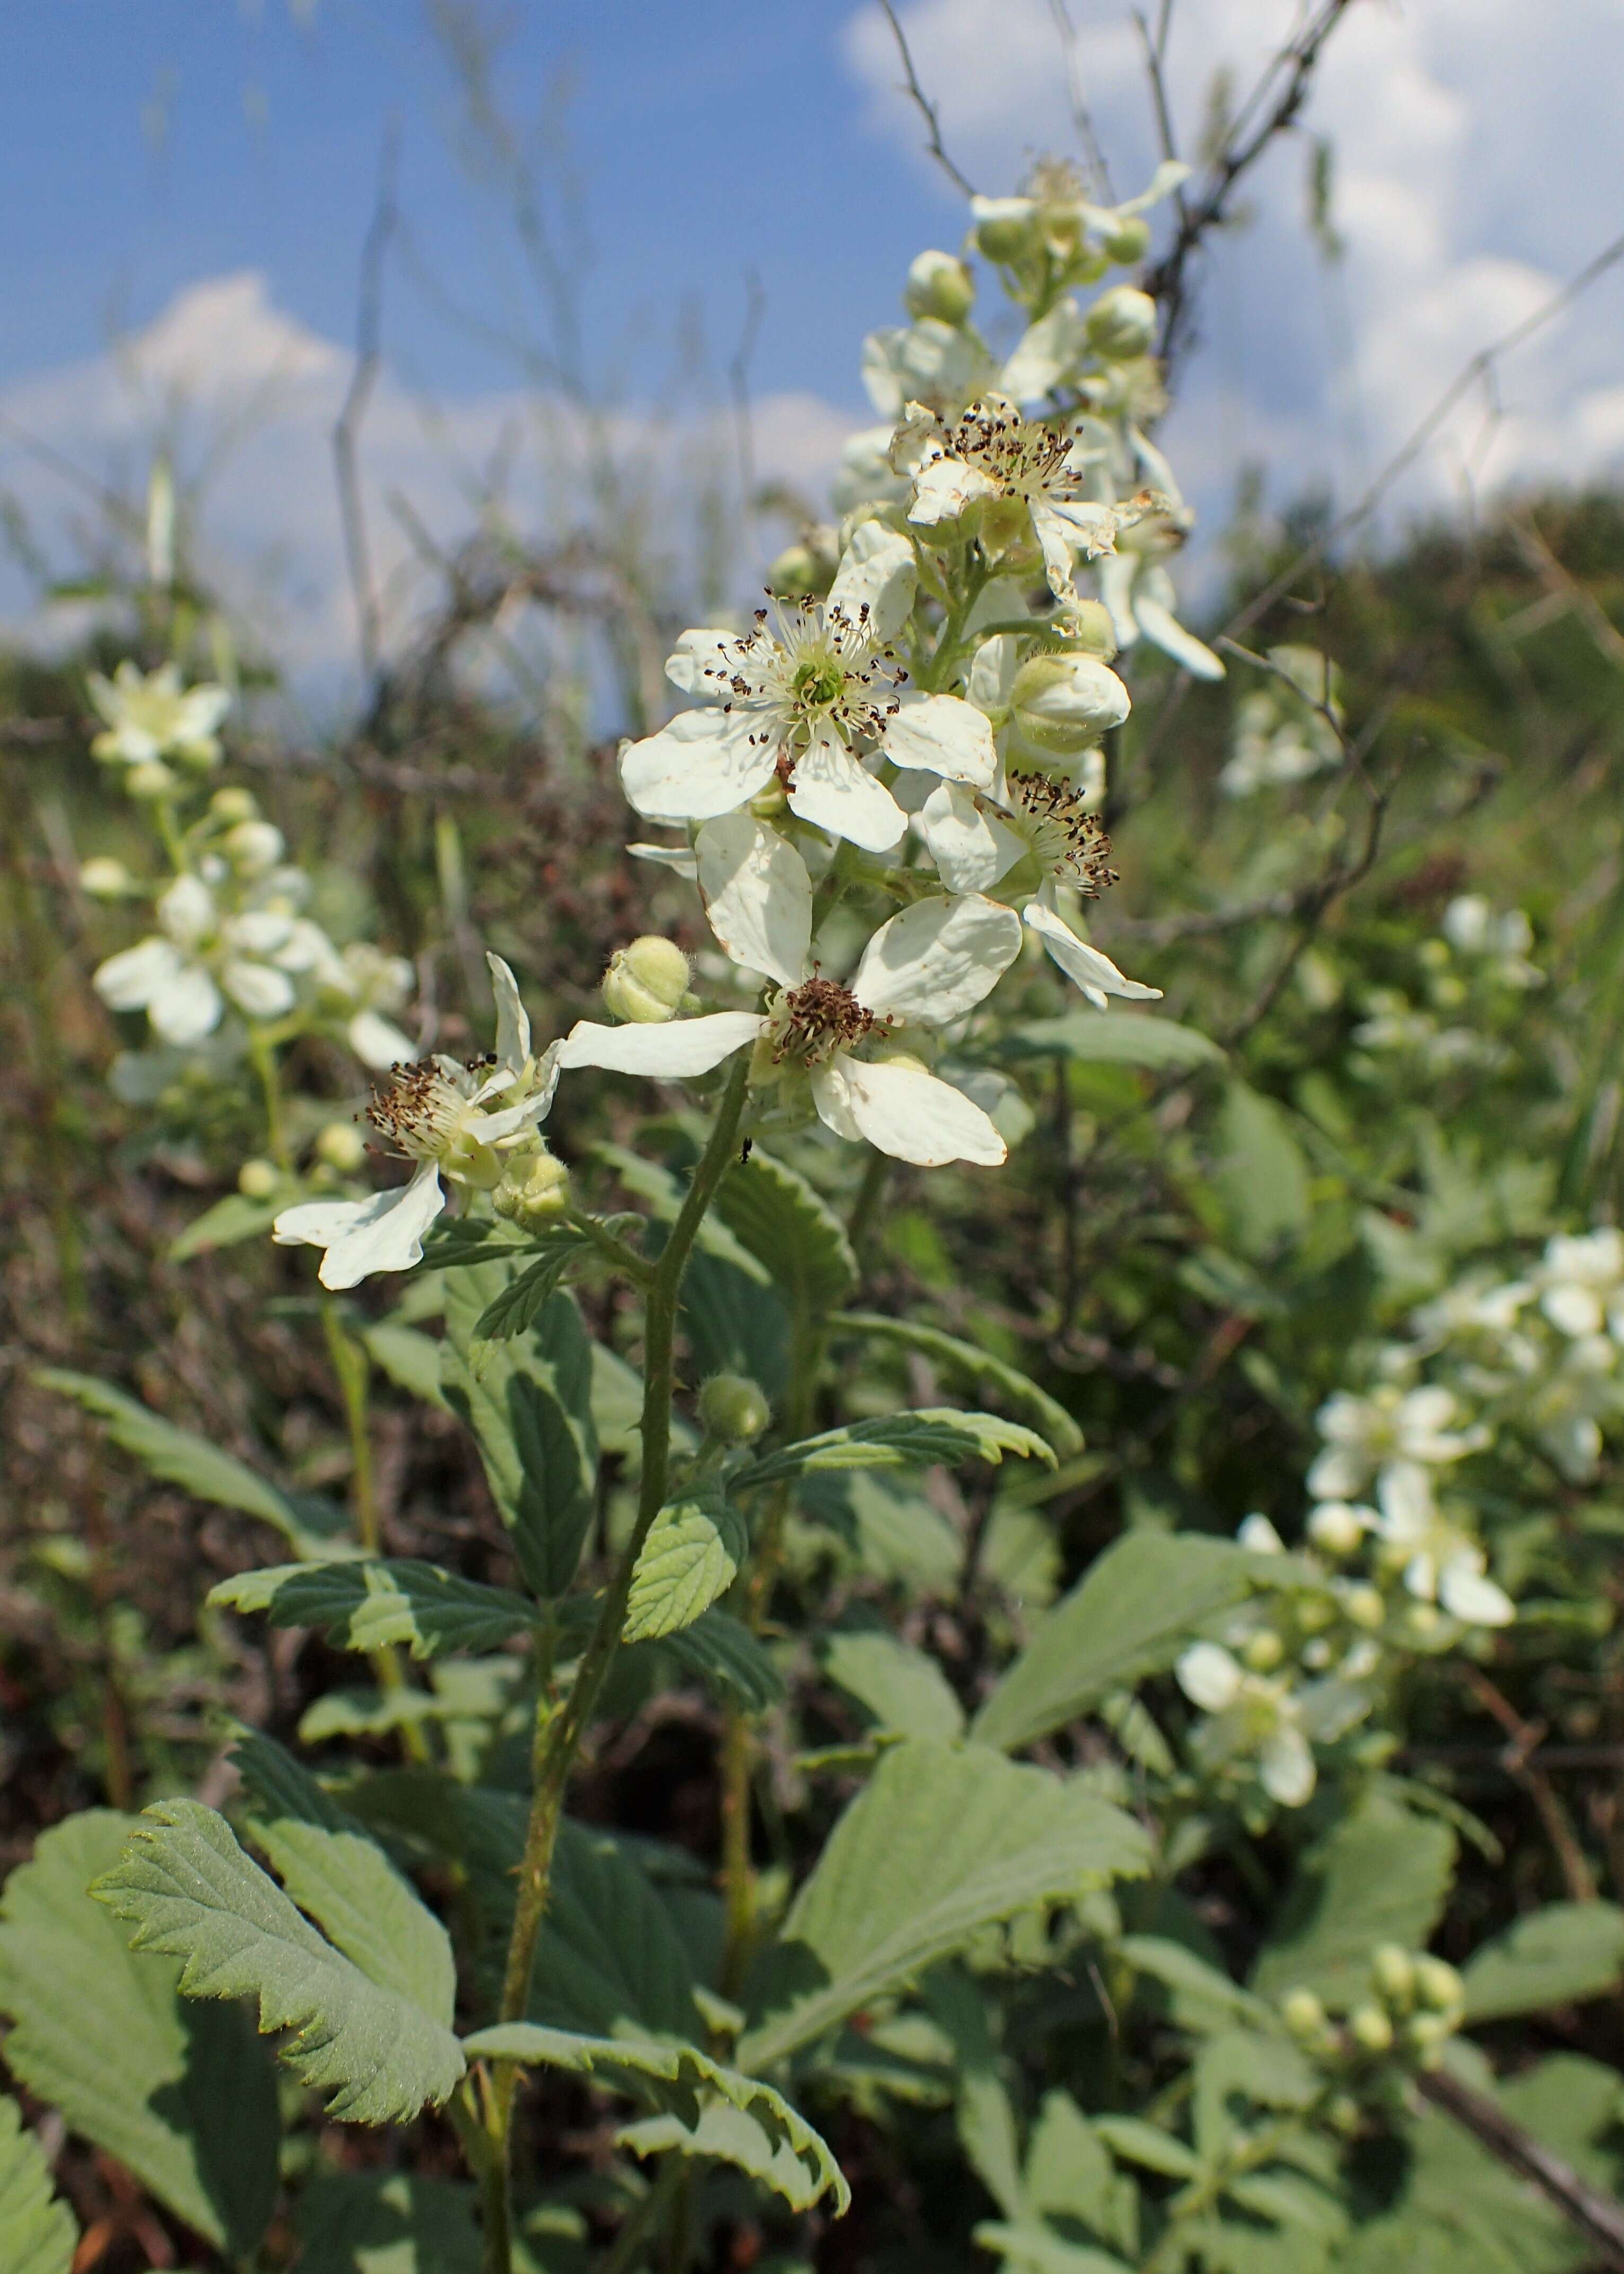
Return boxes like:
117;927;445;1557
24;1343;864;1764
246;1025;289;1171
477;1053;754;2274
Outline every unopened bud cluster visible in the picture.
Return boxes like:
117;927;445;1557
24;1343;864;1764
1280;1942;1466;2109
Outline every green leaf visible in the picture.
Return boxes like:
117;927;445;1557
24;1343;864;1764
36;1369;347;1552
0;1812;278;2255
971;1534;1256;1753
1092;2115;1200;2177
838;1313;1082;1458
624;1492;748;1642
245;1817;457;2026
679;1249;790;1401
739;1409;1055;1492
209;1559;537;1658
974;2221;1133;2274
653;1608;785;1711
293;2173;480;2274
441;1275;599;1597
419;1220;534;1269
229;1725;350;1832
712;1145;859;1315
0;2098;78;2274
739;1741;1150;2069
1002;1011;1223;1070
1121;1935;1275;2034
530;1823;703;2040
1210;1083;1310;1258
1462;1901;1624;2022
469;1231;592;1344
1026;2089;1140;2255
820;1627;965;1741
169;1189;286;1262
360;1322;448;1409
595;1143;770;1279
460;2024;849;2215
91;1801;466;2124
1251;1792;1456;2007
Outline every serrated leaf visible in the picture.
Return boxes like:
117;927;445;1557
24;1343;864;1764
419;1220;534;1269
169;1189;286;1262
972;1533;1256;1754
0;1813;278;2255
839;1313;1082;1457
441;1275;598;1597
1462;1901;1624;2022
92;1801;465;2123
230;1726;351;1832
292;2172;481;2274
654;1608;785;1711
1122;1936;1275;2033
469;1231;592;1344
1026;2089;1140;2254
1251;1793;1456;2007
1002;1011;1222;1070
624;1493;747;1642
712;1145;858;1315
820;1627;965;1741
0;2098;78;2274
246;1818;457;2026
679;1247;791;1400
461;2024;848;2214
739;1741;1150;2069
36;1369;348;1551
739;1409;1054;1493
531;1823;703;2041
209;1559;537;1658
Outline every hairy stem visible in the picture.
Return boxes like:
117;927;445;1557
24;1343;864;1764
478;1056;753;2274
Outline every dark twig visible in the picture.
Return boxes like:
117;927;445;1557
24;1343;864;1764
334;121;401;684
1417;2068;1624;2272
877;0;977;198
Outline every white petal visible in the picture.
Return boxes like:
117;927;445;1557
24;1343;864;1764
1439;1558;1515;1627
627;842;700;879
275;1162;446;1290
918;781;1021;895
1306;1448;1366;1500
1376;1464;1434;1538
810;1054;1007;1167
620;705;779;823
94;934;185;1012
1543;1284;1603;1337
228;909;295;958
1260;1726;1316;1807
158;873;215;948
1238;1514;1285;1554
149;964;224;1045
663;628;738;699
1134;588;1226;680
1176;1642;1244;1711
907;452;999;528
1098;552;1140;649
1000;299;1089;401
967;633;1020;716
884;690;997;786
827;522;917;644
695;814;811;989
348;1009;415;1069
853;893;1021;1026
787;731;905;852
222;959;298;1019
486;953;531;1073
1022;900;1162;1008
557;1012;761;1078
274;918;337;975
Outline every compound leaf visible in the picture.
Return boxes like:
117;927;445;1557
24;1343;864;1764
209;1560;537;1659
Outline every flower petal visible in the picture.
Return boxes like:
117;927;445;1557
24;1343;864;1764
663;628;738;699
885;690;997;786
348;1009;415;1069
1439;1558;1515;1628
827;522;917;644
1134;578;1225;680
628;841;700;879
621;705;779;824
810;1054;1007;1167
907;452;999;528
1000;298;1089;402
486;952;531;1074
853;893;1021;1026
918;781;1022;895
148;964;224;1045
1021;900;1162;1008
787;731;906;852
1260;1725;1316;1807
158;873;215;949
558;1012;762;1078
1176;1642;1244;1711
94;935;185;1012
696;814;811;989
221;959;297;1019
275;1162;446;1290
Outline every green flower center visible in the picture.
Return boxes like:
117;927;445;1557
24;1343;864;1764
792;659;845;710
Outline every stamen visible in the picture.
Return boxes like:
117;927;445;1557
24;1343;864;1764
774;975;884;1062
1005;773;1119;894
366;1057;480;1159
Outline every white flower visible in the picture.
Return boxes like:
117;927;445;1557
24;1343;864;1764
1220;647;1343;797
619;531;993;855
1374;1470;1514;1628
557;815;1018;1168
914;763;1161;1011
1175;1642;1317;1807
901;397;1146;610
861;316;992;421
321;941;418;1070
273;955;559;1290
93;873;334;1045
1533;1227;1624;1341
88;662;230;768
1441;897;1540;986
1095;428;1223;680
1307;1382;1486;1505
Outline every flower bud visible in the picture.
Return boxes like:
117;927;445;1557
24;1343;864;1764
767;536;836;598
492;1148;571;1226
697;1372;772;1445
1343;1585;1386;1632
1009;653;1130;755
126;759;178;800
1372;1945;1415;2008
1086;285;1158;359
1413;1956;1464;2014
1281;1988;1326;2041
224;819;285;873
315;1121;367;1174
80;856;133;899
973;198;1040;265
1243;1629;1285;1673
1104;214;1152;265
1058;600;1118;659
1308;1501;1366;1558
1326;2094;1363;2137
209;786;259;824
1406;2011;1454;2064
602;936;691;1025
904;249;975;325
1349;2002;1394;2054
238;1157;279;1199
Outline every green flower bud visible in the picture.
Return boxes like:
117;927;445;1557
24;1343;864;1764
1058;600;1118;659
1009;653;1130;755
697;1372;772;1445
1372;1945;1415;2008
1308;1502;1367;1558
1349;2002;1394;2054
1104;214;1152;265
1406;2011;1454;2063
973;198;1040;265
492;1148;572;1226
602;936;691;1025
223;819;285;873
904;249;975;325
1326;2094;1364;2138
1412;1957;1464;2014
80;856;133;899
1281;1987;1327;2041
1343;1584;1386;1631
238;1157;279;1200
1086;285;1158;359
1243;1629;1285;1673
126;759;178;800
315;1121;367;1174
209;786;259;824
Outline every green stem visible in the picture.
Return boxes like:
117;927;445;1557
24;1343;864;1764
478;1054;753;2274
846;1147;892;1256
564;1206;654;1287
246;1025;289;1171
